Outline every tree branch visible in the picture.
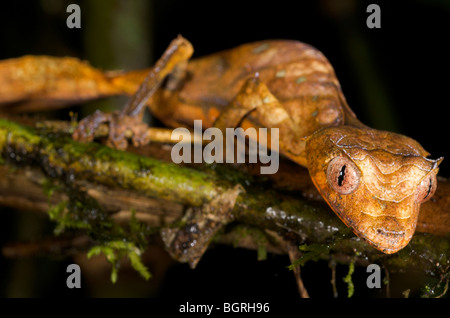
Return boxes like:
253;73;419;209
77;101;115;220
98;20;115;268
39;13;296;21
0;117;449;281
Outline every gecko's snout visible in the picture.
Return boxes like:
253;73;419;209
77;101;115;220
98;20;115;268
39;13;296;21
306;125;441;254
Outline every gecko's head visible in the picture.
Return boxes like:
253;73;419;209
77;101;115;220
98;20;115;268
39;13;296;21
306;126;442;254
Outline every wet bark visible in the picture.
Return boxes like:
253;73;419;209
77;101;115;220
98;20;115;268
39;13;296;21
0;117;449;281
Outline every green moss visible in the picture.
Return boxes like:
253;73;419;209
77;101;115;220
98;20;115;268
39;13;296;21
288;243;331;269
2;118;449;288
47;186;152;282
200;163;257;188
87;240;151;283
0;118;224;208
232;225;268;261
42;178;60;198
343;261;355;298
0;118;40;145
43;134;222;206
128;209;154;245
39;153;153;282
0;119;40;164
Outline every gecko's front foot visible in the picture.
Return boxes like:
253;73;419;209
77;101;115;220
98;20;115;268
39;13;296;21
72;110;150;150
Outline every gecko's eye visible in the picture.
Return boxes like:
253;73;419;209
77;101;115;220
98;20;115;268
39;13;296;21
326;157;361;195
416;173;437;203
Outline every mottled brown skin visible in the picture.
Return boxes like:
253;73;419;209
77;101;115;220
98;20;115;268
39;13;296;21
306;126;441;253
146;37;361;167
71;36;442;254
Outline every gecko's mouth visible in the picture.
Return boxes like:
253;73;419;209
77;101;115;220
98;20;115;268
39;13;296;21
356;215;412;254
375;227;405;238
362;230;407;254
305;125;441;255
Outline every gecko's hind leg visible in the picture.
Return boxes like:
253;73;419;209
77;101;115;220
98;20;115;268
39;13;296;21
73;35;193;149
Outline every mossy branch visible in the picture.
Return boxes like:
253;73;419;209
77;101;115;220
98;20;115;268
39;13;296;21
0;118;449;283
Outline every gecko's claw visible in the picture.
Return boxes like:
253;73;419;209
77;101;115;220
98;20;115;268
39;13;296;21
72;110;150;150
72;109;109;143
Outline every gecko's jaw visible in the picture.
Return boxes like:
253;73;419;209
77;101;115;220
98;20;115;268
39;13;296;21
352;211;415;254
305;125;442;254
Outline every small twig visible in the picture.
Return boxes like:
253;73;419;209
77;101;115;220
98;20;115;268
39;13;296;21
287;244;310;298
435;277;449;298
435;266;450;298
1;117;450;282
36;120;201;144
329;258;338;298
